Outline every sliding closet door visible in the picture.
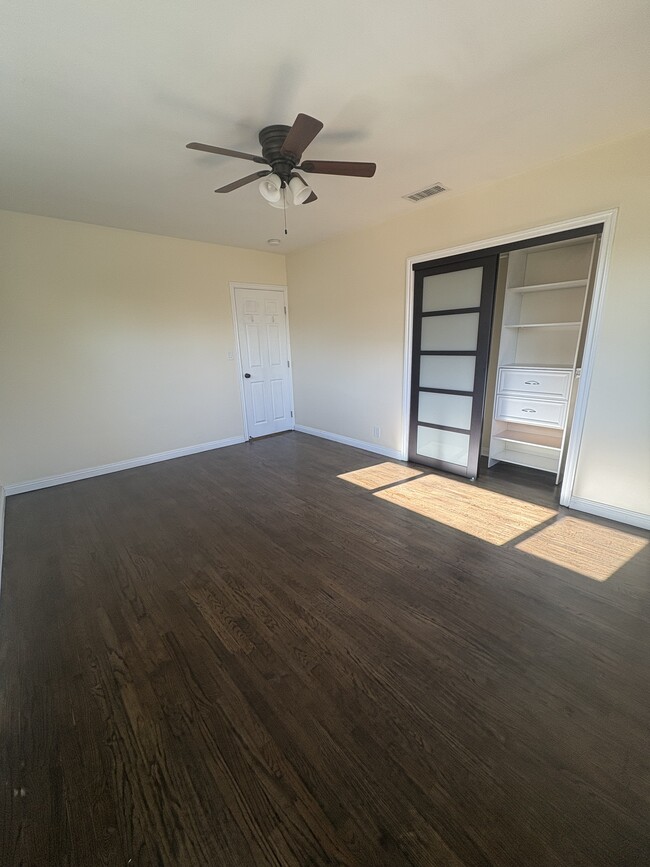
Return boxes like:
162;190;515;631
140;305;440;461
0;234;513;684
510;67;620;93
409;256;498;478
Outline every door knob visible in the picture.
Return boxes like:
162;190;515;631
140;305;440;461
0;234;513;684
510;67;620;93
244;373;251;378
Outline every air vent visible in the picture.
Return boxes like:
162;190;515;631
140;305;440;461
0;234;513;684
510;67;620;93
403;183;448;203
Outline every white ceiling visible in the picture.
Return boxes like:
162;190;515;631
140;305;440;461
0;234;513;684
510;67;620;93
2;0;649;253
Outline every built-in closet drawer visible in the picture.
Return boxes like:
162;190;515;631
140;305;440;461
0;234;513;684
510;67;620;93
495;395;567;428
497;367;571;399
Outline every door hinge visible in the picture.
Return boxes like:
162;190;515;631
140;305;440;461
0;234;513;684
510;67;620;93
287;360;290;368
284;306;287;315
290;411;294;417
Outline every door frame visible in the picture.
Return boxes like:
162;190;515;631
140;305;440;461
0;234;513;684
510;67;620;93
229;282;295;441
401;208;618;508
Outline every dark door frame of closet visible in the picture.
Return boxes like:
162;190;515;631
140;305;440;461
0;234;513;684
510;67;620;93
411;223;603;273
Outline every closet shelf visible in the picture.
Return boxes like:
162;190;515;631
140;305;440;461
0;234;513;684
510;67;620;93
509;279;588;294
504;321;581;329
500;364;572;370
490;448;560;473
492;430;562;450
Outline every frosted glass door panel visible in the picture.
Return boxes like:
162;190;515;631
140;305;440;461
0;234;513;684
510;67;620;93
416;427;470;466
418;392;473;430
410;254;498;478
419;355;476;391
422;267;483;311
421;313;479;351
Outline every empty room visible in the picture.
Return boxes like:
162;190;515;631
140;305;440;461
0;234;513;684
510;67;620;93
1;1;649;864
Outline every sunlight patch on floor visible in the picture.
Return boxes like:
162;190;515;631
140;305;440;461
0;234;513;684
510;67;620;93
338;462;648;579
337;462;424;490
516;516;648;581
370;469;556;545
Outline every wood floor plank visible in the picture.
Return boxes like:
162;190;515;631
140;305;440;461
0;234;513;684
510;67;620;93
1;431;649;865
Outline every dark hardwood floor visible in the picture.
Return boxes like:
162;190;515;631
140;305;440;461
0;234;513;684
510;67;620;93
1;431;649;866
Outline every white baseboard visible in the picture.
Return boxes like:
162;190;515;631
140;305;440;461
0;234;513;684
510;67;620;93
3;436;246;497
294;425;403;461
0;484;5;593
568;496;650;530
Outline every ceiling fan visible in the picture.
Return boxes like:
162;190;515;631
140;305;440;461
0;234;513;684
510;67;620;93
187;113;376;208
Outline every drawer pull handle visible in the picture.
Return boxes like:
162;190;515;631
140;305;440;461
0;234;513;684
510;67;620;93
521;408;536;413
524;380;540;385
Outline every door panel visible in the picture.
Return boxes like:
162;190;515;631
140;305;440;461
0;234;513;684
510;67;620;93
418;392;473;430
270;379;285;419
234;287;293;438
419;355;476;391
416;427;471;465
267;324;282;366
409;256;498;478
265;299;280;316
422;266;483;311
420;313;480;351
245;324;262;368
250;381;267;424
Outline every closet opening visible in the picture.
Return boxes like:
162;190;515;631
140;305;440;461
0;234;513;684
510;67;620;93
485;231;600;485
406;220;605;494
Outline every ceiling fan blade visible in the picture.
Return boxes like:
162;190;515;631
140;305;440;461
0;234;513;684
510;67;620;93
299;160;376;177
215;170;270;193
294;173;318;204
187;142;267;164
280;114;324;160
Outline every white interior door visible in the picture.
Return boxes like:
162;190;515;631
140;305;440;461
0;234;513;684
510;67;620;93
233;286;294;438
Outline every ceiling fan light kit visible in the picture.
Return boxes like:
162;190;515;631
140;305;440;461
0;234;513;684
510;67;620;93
288;175;312;205
259;173;282;203
187;113;376;211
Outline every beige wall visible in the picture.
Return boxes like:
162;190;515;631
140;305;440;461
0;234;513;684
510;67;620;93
0;211;286;486
287;131;650;517
2;133;648;517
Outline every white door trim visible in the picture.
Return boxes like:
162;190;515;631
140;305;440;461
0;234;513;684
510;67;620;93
401;209;618;510
230;282;295;440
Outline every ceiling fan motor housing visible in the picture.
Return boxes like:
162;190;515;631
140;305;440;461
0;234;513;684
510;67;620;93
259;125;297;182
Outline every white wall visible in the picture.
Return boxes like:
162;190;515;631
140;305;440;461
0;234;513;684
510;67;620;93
286;131;650;519
0;210;286;486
